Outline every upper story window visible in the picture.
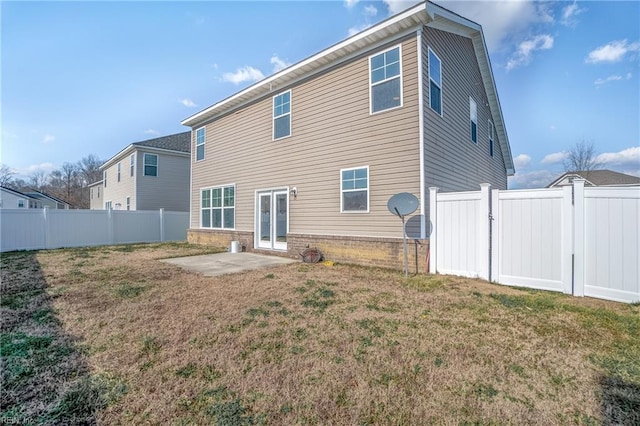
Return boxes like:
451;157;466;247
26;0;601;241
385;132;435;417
117;162;121;182
196;127;206;161
341;166;369;213
103;171;107;187
370;46;402;113
273;91;291;140
201;185;235;229
143;153;158;177
428;47;442;115
470;97;477;143
488;120;495;157
130;154;135;176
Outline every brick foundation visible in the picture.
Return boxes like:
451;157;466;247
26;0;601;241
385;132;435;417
288;233;429;274
188;229;430;273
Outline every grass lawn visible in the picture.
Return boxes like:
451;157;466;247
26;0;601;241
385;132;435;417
1;243;639;425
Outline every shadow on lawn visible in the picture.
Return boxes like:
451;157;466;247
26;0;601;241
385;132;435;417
600;376;640;425
0;251;107;425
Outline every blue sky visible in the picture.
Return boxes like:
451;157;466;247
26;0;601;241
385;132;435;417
2;0;638;188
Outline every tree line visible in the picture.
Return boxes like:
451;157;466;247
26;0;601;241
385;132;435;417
0;155;103;209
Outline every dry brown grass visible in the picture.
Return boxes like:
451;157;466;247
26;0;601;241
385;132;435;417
3;243;639;425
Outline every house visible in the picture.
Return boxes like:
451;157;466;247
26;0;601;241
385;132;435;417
547;170;640;188
181;1;514;271
23;189;72;209
91;132;191;211
0;186;43;209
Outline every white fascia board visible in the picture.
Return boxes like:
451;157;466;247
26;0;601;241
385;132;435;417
101;145;190;170
181;2;429;128
100;144;135;170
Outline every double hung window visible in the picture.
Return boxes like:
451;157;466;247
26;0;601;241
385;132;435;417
196;127;205;160
201;185;235;229
341;167;369;212
428;48;442;115
370;46;402;113
273;91;291;140
144;153;158;176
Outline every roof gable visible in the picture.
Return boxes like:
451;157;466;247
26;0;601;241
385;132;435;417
101;132;191;170
547;170;640;187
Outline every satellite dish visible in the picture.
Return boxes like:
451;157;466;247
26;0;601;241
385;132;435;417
405;214;426;239
387;192;419;217
387;192;419;277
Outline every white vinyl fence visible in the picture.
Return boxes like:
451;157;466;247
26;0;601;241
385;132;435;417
0;209;189;252
429;180;640;303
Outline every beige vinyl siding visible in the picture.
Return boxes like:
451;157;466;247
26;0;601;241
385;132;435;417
89;183;103;210
191;37;420;238
136;150;190;211
102;159;136;210
422;26;507;199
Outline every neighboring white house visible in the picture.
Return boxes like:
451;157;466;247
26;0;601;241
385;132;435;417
0;186;43;209
91;132;191;211
23;189;72;209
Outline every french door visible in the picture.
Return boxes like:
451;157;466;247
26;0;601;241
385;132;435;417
257;189;288;250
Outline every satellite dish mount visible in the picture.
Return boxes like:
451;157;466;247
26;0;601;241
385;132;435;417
387;192;419;277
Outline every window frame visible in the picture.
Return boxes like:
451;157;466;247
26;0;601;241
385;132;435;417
17;199;25;208
272;90;291;141
470;97;478;144
143;153;158;177
130;154;135;177
126;196;131;211
340;166;370;213
488;119;495;157
369;45;403;114
195;127;206;161
200;184;236;230
105;200;112;210
103;171;107;187
428;47;443;116
117;162;121;182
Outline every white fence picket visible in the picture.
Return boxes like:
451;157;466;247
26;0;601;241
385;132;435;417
0;209;188;252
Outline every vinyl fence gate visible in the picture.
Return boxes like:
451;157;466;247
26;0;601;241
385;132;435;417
429;180;640;304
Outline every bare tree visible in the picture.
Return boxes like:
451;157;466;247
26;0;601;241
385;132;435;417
0;164;16;187
78;155;103;187
28;171;49;190
563;141;601;172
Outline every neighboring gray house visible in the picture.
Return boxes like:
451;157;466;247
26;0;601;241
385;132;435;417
181;1;514;271
547;170;640;187
91;132;191;211
23;189;72;209
0;186;43;209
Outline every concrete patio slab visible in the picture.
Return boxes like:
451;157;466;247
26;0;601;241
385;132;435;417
160;252;298;277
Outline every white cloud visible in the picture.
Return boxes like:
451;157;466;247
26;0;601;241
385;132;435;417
180;98;197;107
513;154;531;169
42;134;55;144
593;74;631;86
596;146;640;167
542;151;569;165
383;0;419;15
364;5;378;17
586;39;640;64
561;1;585;27
348;23;372;37
436;1;553;53
270;55;291;73
15;162;56;178
507;34;554;70
508;169;557;189
222;66;265;85
144;129;160;136
344;0;360;9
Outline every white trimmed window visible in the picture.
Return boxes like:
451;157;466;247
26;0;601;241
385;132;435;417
428;47;442;115
17;199;25;208
196;127;205;161
130;154;135;176
470;97;477;143
488;120;495;157
103;171;107;187
370;45;402;113
117;162;121;182
126;196;131;211
341;166;369;212
105;201;112;210
201;185;235;229
273;91;291;140
143;153;158;176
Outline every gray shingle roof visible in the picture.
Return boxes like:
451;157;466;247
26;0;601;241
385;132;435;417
132;131;191;153
549;170;640;187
